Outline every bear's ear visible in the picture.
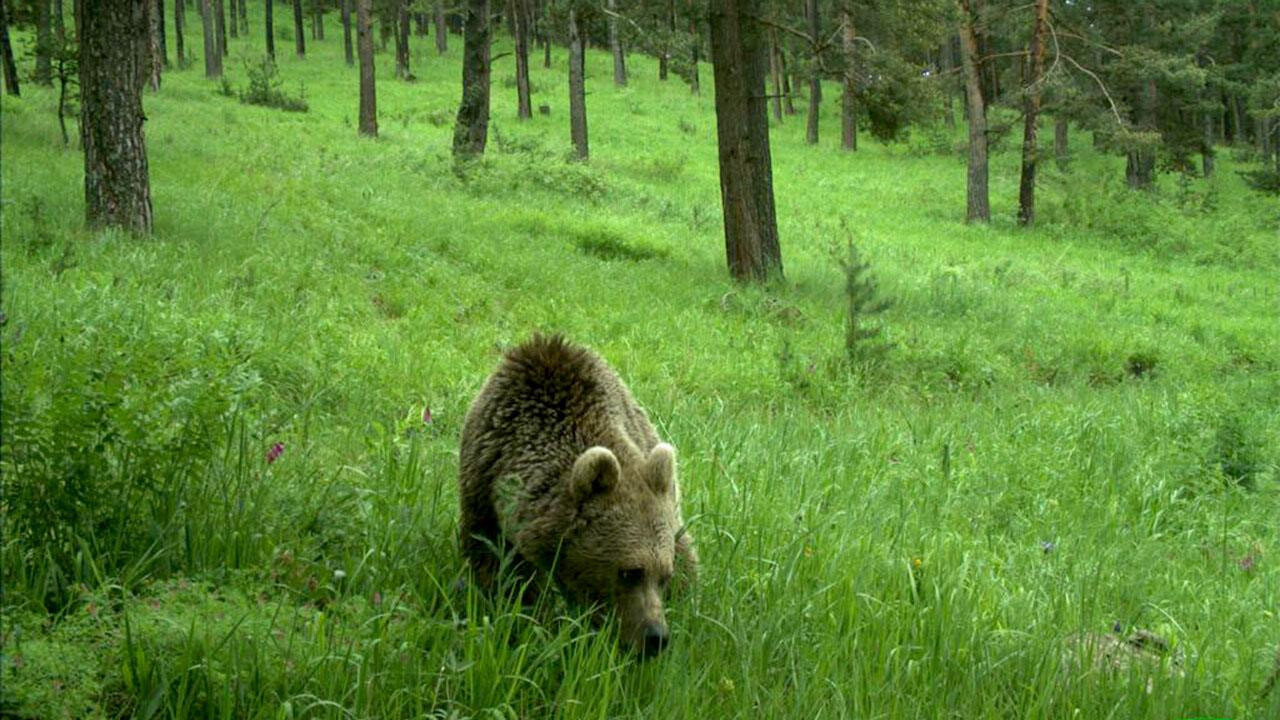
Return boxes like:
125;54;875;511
645;443;676;495
570;446;620;501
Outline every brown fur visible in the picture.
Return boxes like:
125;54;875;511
458;334;697;656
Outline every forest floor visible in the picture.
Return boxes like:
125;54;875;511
2;11;1278;720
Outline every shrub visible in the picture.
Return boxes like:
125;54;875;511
238;57;308;113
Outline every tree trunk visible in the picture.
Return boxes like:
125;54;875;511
357;0;377;136
315;5;325;39
607;0;625;86
657;9;668;81
709;0;783;282
434;0;446;53
1229;94;1245;145
1016;0;1047;226
395;0;410;78
513;0;531;118
174;0;185;67
215;0;226;56
228;0;237;37
293;0;305;56
239;0;247;34
1201;110;1214;178
779;43;796;115
768;34;782;121
146;0;162;89
452;0;490;156
265;0;275;59
957;0;989;223
155;0;168;66
804;0;819;144
81;0;154;234
840;5;856;151
54;0;66;45
341;0;353;65
568;7;588;160
542;0;550;67
689;3;699;95
1053;115;1067;167
1;2;20;96
1125;77;1156;189
201;0;221;76
35;0;52;85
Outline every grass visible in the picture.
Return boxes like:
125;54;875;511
2;8;1278;719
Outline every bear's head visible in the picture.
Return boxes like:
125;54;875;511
553;443;683;657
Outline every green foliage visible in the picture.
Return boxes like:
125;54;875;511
833;228;893;364
237;56;308;112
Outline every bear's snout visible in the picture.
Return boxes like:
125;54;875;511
640;622;669;657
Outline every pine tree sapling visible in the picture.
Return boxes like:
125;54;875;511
834;229;892;363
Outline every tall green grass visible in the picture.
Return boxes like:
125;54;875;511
2;7;1277;718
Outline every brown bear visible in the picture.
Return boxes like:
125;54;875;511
458;334;697;657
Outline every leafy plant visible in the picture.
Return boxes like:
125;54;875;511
238;56;308;112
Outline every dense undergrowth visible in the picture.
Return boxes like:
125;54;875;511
2;8;1278;719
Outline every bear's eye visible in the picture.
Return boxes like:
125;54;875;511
618;568;644;586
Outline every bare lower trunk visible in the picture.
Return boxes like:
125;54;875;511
941;38;956;129
36;0;52;85
1125;78;1156;189
780;44;796;115
689;4;699;95
709;0;782;282
341;0;353;65
315;5;324;39
174;0;185;67
1202;111;1214;177
958;0;989;223
395;0;410;78
608;0;625;86
1016;0;1048;226
513;0;531;118
293;0;305;56
357;0;376;136
265;0;275;59
840;6;857;151
156;0;168;66
769;35;782;121
81;0;153;234
146;0;162;89
568;7;588;160
228;0;237;37
434;0;446;53
215;0;226;55
201;0;221;76
804;0;819;144
0;2;17;96
238;0;247;34
452;0;490;156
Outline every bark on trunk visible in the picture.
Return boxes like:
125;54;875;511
941;38;956;128
357;0;377;136
155;0;168;66
238;0;247;34
608;0;625;86
709;0;783;282
434;0;446;53
779;43;796;115
315;6;325;39
341;0;353;65
768;34;782;121
36;0;52;85
958;0;989;223
174;0;185;67
542;0;550;68
1016;0;1048;226
568;7;588;160
201;0;221;76
215;0;226;56
228;0;237;37
804;0;819;145
2;2;21;96
513;0;531;118
1201;110;1214;178
840;5;856;151
452;0;490;156
689;4;699;95
293;0;305;56
265;0;275;59
146;0;162;89
395;0;410;78
81;0;153;234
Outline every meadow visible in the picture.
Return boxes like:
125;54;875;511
1;9;1278;719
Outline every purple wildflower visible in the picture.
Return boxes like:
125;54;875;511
266;442;285;464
